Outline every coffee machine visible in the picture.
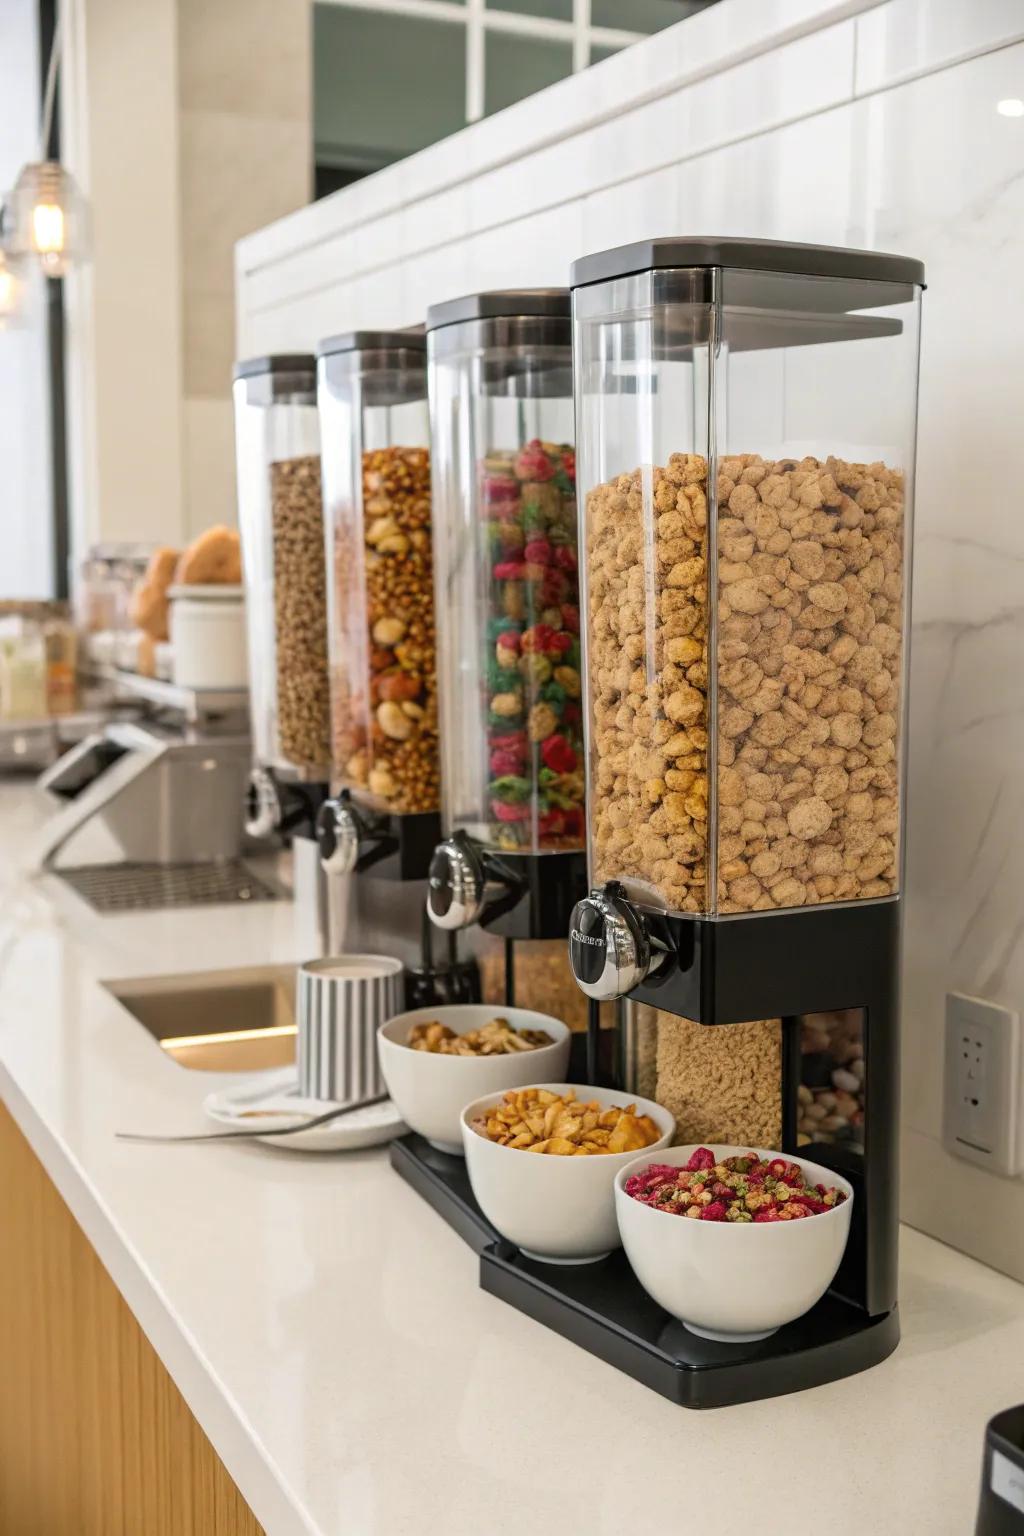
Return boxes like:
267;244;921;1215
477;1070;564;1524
313;328;477;1004
421;290;593;1028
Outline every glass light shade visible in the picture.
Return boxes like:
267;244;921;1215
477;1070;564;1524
4;161;88;277
0;252;22;327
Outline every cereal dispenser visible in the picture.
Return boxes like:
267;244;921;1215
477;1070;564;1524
313;329;478;1008
314;328;440;880
560;237;925;1402
424;291;588;969
232;354;330;842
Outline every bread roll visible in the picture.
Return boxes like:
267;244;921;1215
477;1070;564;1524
136;631;156;678
130;545;179;641
175;526;241;586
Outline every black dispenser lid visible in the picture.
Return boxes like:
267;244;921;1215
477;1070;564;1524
570;237;925;291
426;289;570;332
232;353;316;382
316;326;426;358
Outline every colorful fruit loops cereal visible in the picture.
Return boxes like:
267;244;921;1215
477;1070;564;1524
483;439;584;851
624;1147;848;1222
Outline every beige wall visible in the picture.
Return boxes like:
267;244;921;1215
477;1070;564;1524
61;0;312;557
61;0;185;554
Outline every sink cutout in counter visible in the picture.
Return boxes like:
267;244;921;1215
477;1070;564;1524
105;965;297;1072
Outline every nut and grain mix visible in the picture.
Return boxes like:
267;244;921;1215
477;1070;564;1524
471;1087;661;1156
586;452;904;914
478;935;610;1034
406;1016;552;1055
625;1147;847;1222
798;1009;864;1148
333;446;439;814
270;455;330;771
482;440;584;852
643;1006;782;1148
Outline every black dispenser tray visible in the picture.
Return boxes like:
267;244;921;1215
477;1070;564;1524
390;1134;899;1409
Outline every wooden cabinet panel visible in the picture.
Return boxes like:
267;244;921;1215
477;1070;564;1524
0;1104;264;1536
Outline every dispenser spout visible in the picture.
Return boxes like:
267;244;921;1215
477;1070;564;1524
315;792;361;875
569;884;670;1001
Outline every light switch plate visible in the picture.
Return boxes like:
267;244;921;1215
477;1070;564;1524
942;992;1020;1178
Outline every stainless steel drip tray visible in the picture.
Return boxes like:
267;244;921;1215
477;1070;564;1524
56;859;282;913
105;964;297;1072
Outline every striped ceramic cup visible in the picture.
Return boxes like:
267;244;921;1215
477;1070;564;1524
296;955;404;1105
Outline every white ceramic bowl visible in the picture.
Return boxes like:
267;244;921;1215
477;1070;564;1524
377;1005;571;1155
614;1144;854;1343
461;1082;675;1265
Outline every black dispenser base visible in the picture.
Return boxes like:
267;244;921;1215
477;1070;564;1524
389;1134;899;1409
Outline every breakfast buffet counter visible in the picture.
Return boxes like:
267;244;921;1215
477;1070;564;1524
0;781;1021;1536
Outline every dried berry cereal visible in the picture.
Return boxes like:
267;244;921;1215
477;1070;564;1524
624;1148;847;1222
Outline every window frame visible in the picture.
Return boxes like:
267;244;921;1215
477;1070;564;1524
316;0;648;124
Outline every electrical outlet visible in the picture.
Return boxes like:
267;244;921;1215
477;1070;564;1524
942;992;1020;1177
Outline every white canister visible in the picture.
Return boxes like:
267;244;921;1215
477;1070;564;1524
169;584;247;689
154;641;174;681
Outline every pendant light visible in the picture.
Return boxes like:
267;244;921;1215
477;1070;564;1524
0;250;22;327
4;160;87;277
1;9;88;279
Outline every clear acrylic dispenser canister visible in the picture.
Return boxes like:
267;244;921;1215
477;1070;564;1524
425;291;587;939
317;329;438;821
571;239;923;926
232;354;330;838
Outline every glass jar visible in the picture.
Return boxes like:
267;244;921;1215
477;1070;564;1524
232;354;329;777
317;330;438;816
43;616;77;714
572;239;924;918
0;614;47;720
427;291;583;857
75;545;149;661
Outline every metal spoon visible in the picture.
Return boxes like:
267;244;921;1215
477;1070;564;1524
116;1092;390;1144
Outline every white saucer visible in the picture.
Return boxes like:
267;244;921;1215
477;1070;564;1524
202;1068;406;1152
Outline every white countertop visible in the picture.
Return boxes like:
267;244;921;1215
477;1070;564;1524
1;780;1021;1536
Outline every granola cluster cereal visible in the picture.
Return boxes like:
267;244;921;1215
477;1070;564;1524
624;1147;847;1222
636;1005;782;1147
586;451;904;913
